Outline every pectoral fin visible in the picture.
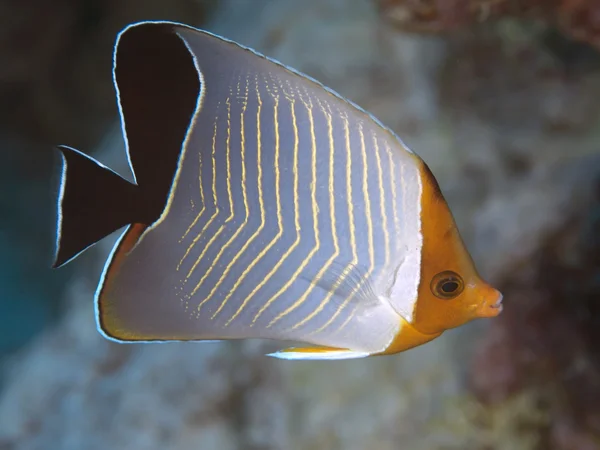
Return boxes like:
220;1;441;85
267;346;371;360
301;261;380;311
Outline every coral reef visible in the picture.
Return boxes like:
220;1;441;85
376;0;600;50
471;174;600;449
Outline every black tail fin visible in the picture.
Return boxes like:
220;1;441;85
53;145;143;268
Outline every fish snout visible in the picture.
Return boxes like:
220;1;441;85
476;287;504;318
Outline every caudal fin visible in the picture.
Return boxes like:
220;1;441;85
54;145;144;268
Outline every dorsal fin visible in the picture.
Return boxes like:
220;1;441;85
113;22;201;213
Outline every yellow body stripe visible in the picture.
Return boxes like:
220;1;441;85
186;78;252;298
269;95;339;330
186;96;235;296
178;149;205;243
384;141;400;245
400;156;407;236
373;133;390;270
185;76;251;309
239;94;301;326
224;95;234;221
333;122;375;334
285;99;342;330
177;107;221;274
225;88;284;326
312;110;358;333
252;90;319;325
207;75;266;319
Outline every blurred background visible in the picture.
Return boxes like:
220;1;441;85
1;0;600;448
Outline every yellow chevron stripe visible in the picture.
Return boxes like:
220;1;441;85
178;150;205;244
311;110;358;333
373;132;390;271
269;95;339;330
332;121;376;334
177;104;221;275
384;141;400;248
206;75;266;319
224;86;285;326
186;95;235;296
235;88;302;326
185;76;252;311
252;88;319;325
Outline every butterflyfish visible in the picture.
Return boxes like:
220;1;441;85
53;21;503;360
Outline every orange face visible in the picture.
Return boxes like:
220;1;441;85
411;162;503;336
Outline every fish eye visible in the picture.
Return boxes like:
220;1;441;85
431;271;464;299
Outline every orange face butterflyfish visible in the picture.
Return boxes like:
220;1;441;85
52;21;503;360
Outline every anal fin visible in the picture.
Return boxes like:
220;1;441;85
267;346;370;360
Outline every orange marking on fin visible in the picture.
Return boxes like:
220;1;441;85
97;223;148;340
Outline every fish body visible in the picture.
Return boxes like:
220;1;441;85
54;21;503;360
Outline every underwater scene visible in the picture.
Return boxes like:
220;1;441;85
1;0;599;449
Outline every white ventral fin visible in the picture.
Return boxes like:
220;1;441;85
267;346;371;361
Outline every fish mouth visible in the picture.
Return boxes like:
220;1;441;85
490;294;504;310
477;291;504;318
489;302;504;314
